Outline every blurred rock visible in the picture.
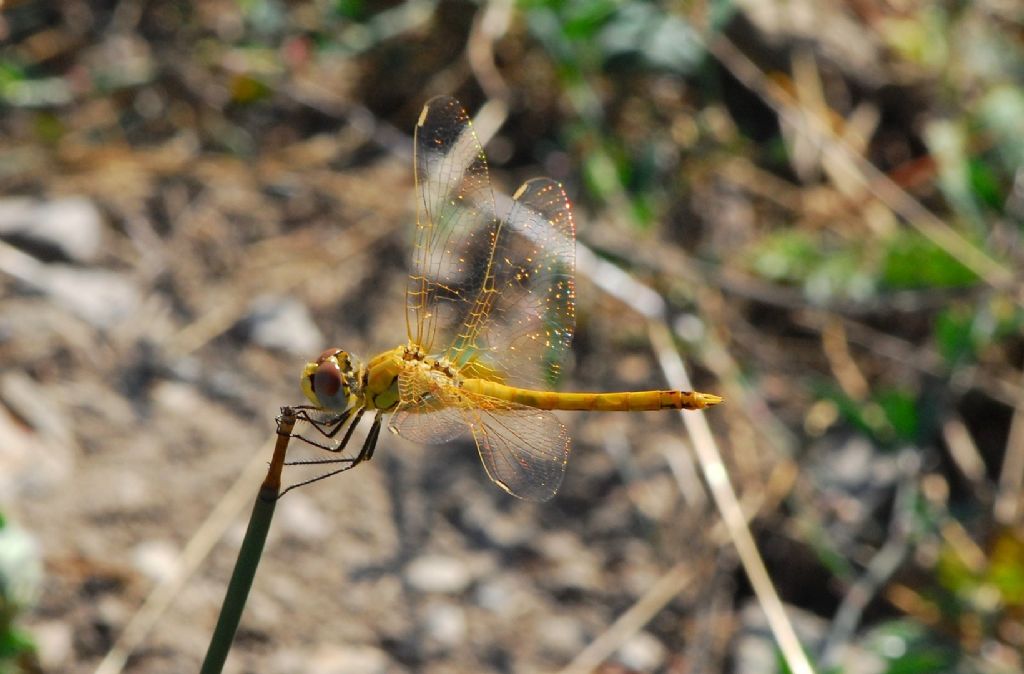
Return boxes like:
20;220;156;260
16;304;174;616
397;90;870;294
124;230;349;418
461;497;535;548
0;196;103;263
535;531;602;593
535;615;586;658
811;435;887;492
44;265;140;328
277;491;332;542
305;643;393;674
617;631;667;672
0;236;139;328
405;554;473;594
475;574;533;617
240;295;323;356
151;380;206;416
131;539;182;583
421;600;467;648
30;620;73;671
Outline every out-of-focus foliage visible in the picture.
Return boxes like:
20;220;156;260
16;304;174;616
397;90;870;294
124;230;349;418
520;0;718;229
862;620;959;674
0;515;40;673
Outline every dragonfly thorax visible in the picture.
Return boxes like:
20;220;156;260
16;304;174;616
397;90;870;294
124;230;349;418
402;344;461;382
301;347;364;413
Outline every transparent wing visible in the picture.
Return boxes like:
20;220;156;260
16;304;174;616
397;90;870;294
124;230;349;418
462;394;570;502
390;366;468;444
409;98;576;389
443;178;576;389
391;369;569;501
408;95;497;354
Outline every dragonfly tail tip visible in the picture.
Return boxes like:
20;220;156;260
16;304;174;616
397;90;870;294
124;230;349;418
697;392;724;408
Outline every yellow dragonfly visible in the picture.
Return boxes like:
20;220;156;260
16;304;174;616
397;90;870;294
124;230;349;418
289;96;722;501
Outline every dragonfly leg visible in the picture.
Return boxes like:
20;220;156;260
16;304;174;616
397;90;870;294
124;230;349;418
278;411;384;498
332;407;366;451
278;462;359;498
284;457;358;466
357;412;384;463
292;406;357;440
292;407;366;453
284;412;380;466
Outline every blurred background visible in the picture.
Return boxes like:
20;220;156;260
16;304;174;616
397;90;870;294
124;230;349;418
1;0;1023;672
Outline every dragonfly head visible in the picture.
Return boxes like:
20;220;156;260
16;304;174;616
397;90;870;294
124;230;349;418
301;348;363;412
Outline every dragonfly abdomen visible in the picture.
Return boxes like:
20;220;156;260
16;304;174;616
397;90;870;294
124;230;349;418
461;380;722;411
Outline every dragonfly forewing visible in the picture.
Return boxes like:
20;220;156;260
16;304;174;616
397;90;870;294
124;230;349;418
408;95;497;355
444;177;576;390
408;98;577;393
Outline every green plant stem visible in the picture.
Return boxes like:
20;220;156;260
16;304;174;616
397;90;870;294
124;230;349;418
199;408;295;674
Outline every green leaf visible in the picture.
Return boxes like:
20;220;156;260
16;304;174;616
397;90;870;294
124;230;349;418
333;0;365;20
863;620;960;674
819;385;921;446
821;386;882;441
561;0;618;40
0;626;35;660
881;231;978;289
884;649;958;674
967;157;1002;210
934;305;975;366
628;191;655;229
582;151;615;202
877;389;919;442
0;62;26;89
749;229;821;283
988;531;1024;605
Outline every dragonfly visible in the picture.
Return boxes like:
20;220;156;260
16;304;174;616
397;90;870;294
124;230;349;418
287;96;722;501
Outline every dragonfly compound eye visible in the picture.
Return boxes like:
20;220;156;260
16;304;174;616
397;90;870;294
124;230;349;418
300;349;359;411
312;359;345;398
317;347;345;365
